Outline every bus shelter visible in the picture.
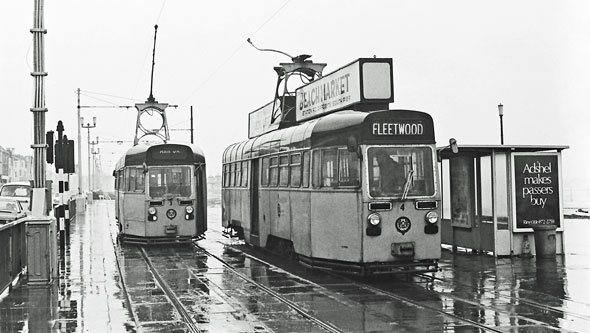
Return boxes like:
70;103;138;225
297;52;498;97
438;145;568;257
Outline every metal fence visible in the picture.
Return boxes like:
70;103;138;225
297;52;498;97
0;219;27;294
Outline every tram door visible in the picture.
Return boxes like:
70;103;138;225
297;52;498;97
250;159;260;239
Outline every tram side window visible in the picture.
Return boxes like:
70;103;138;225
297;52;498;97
117;171;124;191
339;149;360;187
230;163;236;187
290;153;301;187
279;155;290;187
261;157;269;187
235;162;242;187
302;151;310;188
125;168;145;193
241;161;248;187
223;164;229;187
322;149;338;187
269;156;279;186
312;149;359;188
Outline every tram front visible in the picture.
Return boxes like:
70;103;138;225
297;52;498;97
360;110;441;274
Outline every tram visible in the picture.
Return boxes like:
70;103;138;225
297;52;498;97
114;142;207;244
222;58;441;275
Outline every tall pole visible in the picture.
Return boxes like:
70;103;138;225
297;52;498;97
30;0;47;193
498;103;504;145
190;105;194;144
89;137;99;191
81;117;96;194
77;88;83;194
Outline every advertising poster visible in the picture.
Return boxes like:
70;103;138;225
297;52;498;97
513;154;560;230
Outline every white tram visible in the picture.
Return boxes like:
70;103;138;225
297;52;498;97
114;142;207;244
223;109;441;275
222;57;441;275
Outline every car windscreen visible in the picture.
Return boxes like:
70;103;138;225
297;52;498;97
0;185;31;198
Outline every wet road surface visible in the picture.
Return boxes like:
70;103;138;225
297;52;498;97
1;200;589;332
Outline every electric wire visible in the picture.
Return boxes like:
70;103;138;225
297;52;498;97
179;0;292;105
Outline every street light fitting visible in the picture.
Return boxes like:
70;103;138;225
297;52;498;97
498;103;504;116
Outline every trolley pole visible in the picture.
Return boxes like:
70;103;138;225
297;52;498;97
30;0;48;214
81;117;96;195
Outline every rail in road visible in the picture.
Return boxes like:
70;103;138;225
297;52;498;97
109;202;589;332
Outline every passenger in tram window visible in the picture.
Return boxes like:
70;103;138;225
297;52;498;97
375;149;405;194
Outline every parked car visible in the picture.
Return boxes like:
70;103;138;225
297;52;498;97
0;197;27;223
0;181;32;211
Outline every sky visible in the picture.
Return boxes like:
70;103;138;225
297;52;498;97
1;1;589;202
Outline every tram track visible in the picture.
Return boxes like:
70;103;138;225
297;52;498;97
134;238;341;332
138;247;203;333
193;242;344;333
205;231;503;332
210;228;578;332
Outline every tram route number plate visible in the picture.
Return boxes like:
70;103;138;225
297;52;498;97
391;242;415;257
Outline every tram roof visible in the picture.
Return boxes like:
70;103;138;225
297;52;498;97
114;142;205;170
224;109;435;162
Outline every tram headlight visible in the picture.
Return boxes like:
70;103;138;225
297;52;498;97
148;207;157;221
367;213;382;226
185;206;194;220
425;211;439;224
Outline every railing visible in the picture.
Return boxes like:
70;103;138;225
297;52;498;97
0;218;27;295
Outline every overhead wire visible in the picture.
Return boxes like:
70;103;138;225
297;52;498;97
179;0;292;105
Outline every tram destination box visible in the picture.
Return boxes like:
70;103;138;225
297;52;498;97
295;58;394;122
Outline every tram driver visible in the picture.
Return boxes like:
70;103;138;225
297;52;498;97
375;149;406;194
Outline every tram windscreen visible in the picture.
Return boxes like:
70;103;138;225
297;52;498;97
368;147;435;198
148;166;192;198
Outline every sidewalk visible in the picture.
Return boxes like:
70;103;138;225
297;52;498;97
0;201;135;332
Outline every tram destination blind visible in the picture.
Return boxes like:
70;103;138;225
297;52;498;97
513;154;560;229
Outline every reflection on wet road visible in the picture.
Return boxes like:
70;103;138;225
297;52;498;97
1;200;589;332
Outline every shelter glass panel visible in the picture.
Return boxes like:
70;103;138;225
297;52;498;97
494;152;509;230
480;156;493;223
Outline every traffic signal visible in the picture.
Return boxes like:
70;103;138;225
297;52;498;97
46;131;54;164
63;138;75;174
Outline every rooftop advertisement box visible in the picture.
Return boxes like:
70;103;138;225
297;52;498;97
295;58;394;122
248;101;280;139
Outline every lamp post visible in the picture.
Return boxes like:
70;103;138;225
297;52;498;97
81;117;96;194
498;103;504;145
89;137;99;191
